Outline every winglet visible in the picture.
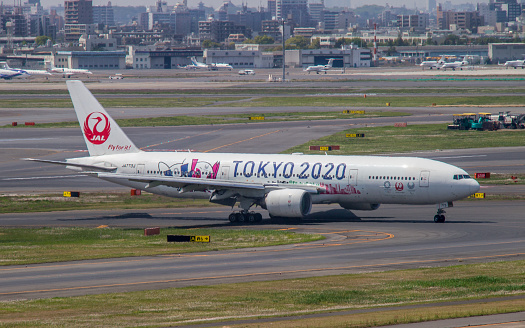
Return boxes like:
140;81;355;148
66;80;141;156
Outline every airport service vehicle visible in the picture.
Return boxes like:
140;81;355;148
238;69;255;75
27;81;480;223
304;58;335;74
109;74;124;80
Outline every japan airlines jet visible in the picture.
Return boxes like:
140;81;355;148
0;61;52;76
27;81;480;223
305;58;335;74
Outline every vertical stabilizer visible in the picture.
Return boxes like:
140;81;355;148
67;80;141;156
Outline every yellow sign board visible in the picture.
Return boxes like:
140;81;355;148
190;235;210;243
346;133;365;138
469;193;486;199
343;110;365;114
319;146;330;151
249;116;265;120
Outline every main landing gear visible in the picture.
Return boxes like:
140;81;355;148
228;211;263;224
434;209;446;223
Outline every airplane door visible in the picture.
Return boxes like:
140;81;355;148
349;169;358;186
420;170;430;187
220;166;230;180
136;164;145;175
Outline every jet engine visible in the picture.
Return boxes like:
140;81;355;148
262;189;312;218
339;202;380;211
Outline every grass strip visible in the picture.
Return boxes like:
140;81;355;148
1;87;524;95
2;111;410;128
0;192;213;214
1;260;524;327
285;123;525;155
221;95;525;108
0;227;323;265
2;95;524;108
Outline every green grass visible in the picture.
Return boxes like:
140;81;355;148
2;111;410;128
221;95;525;107
1;260;524;327
2;94;524;109
285;123;525;155
0;227;324;265
0;192;213;214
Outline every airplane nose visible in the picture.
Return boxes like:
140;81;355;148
470;179;480;195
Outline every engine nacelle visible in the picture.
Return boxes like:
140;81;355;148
263;189;312;218
339;202;381;211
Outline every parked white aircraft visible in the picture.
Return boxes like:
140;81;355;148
439;59;468;71
503;59;525;69
304;58;336;74
46;61;92;77
27;81;480;223
184;56;209;70
0;67;30;79
209;62;233;70
419;56;446;69
0;61;52;76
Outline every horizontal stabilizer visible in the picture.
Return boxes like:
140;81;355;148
24;158;117;172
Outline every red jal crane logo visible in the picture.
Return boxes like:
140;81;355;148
84;112;111;145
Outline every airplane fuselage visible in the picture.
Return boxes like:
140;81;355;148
67;151;479;207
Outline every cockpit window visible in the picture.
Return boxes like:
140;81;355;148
453;174;472;180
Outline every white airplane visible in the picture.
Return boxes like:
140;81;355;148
419;56;446;70
439;59;468;71
26;81;480;223
184;56;209;70
209;62;233;70
0;61;52;76
0;67;30;80
304;58;335;74
46;61;92;77
503;59;525;69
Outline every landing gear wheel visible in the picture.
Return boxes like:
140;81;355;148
228;213;237;223
434;214;446;223
434;209;446;223
255;213;263;222
236;213;246;223
247;213;256;223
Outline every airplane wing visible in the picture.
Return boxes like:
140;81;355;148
95;172;324;194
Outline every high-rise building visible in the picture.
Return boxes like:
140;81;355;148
65;0;92;24
93;1;115;26
64;0;93;43
276;0;311;27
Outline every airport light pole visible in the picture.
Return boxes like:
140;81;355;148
282;19;286;82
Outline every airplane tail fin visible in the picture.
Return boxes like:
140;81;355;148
190;56;198;65
67;80;141;156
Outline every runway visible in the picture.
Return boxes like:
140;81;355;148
1;200;525;301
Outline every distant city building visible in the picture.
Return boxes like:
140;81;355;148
437;4;484;31
276;0;311;27
397;14;429;32
65;0;93;43
198;20;249;43
93;1;115;26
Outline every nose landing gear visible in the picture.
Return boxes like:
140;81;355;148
434;209;446;223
